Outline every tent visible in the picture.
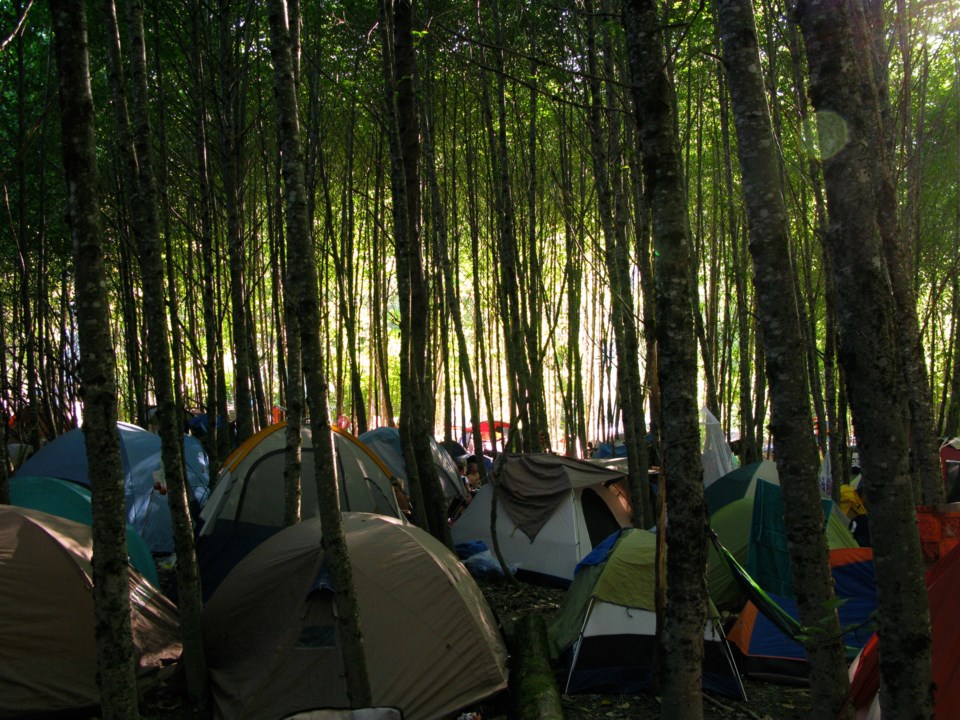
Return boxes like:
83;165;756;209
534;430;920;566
941;438;960;502
461;421;509;453
13;421;210;554
450;453;632;585
359;426;469;511
196;423;404;600
727;548;877;682
203;513;508;720
706;462;858;608
590;442;626;459
701;407;736;487
0;506;181;719
704;460;780;513
847;542;960;719
439;438;468;467
549;528;745;699
9;475;159;587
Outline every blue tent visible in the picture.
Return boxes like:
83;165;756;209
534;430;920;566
591;442;627;459
728;548;877;681
9;475;159;587
13;422;210;554
359;426;468;507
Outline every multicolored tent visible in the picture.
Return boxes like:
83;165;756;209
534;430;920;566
707;461;858;608
727;548;877;682
549;528;745;699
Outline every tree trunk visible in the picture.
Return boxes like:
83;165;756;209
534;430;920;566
50;1;140;715
266;0;372;706
187;0;221;477
381;0;451;544
103;0;209;700
584;3;652;528
856;0;943;505
624;1;708;716
797;1;935;716
716;1;850;714
218;0;252;446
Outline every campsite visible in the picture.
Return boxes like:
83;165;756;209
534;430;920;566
4;0;960;719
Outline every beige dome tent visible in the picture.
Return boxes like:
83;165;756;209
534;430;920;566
197;423;405;599
203;513;508;720
0;506;181;718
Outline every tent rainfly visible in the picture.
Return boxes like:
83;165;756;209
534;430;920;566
0;506;181;719
203;513;508;720
13;421;210;554
450;453;632;585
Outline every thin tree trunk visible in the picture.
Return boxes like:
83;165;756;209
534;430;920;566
381;0;451;544
584;3;651;527
50;1;140;715
716;1;850;714
104;0;208;699
856;0;943;505
189;0;220;477
218;0;252;446
266;0;372;706
797;1;935;716
624;1;707;716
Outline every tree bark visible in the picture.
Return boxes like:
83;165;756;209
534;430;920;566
855;0;943;505
50;1;140;715
584;3;652;528
716;1;850;714
218;0;253;446
381;0;452;544
797;1;935;717
624;0;708;716
266;0;372;706
103;0;208;699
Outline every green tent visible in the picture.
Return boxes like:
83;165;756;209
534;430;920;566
707;475;857;608
9;475;159;587
549;528;745;699
705;460;780;513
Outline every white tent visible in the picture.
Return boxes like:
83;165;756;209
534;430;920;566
701;407;736;487
451;454;632;585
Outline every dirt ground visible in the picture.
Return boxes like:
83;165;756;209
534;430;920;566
471;576;813;720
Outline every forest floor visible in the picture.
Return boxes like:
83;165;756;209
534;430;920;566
470;577;813;720
142;574;813;720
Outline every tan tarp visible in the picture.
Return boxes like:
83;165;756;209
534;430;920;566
0;506;181;718
204;513;508;720
498;454;627;540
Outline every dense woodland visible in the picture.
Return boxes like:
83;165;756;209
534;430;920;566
3;0;958;462
2;0;960;718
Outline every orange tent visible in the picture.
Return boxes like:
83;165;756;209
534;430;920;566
847;542;960;718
